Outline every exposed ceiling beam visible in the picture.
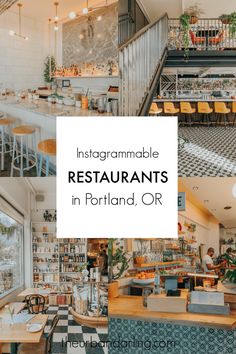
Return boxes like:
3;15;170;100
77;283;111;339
0;0;18;15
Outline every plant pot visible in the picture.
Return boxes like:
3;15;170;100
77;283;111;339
221;19;230;25
134;256;145;265
189;16;198;24
108;281;119;299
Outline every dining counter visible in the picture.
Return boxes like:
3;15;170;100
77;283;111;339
154;98;236;102
109;296;236;354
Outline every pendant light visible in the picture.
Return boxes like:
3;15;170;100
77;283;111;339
82;0;89;15
9;3;28;40
54;2;59;31
232;183;236;198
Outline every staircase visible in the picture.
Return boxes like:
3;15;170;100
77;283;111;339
119;13;168;116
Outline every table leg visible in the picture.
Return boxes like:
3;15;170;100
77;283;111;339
10;343;18;354
0;342;2;354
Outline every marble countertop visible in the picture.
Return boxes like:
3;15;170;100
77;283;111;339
0;97;112;118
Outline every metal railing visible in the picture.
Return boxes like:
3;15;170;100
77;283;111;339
168;18;236;51
119;13;168;116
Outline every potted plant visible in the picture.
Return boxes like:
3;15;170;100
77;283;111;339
108;239;132;298
229;12;236;37
221;253;236;288
184;3;204;24
219;14;231;25
133;239;149;265
179;13;191;57
44;56;57;87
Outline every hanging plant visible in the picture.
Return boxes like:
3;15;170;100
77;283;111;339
179;13;191;58
108;238;132;282
44;56;57;84
229;12;236;37
0;223;16;236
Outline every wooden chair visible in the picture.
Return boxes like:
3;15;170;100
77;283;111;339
163;102;180;115
17;315;59;354
209;31;224;46
26;294;47;314
149;102;163;116
231;101;236;126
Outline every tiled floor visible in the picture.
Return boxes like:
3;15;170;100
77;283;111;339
45;306;108;354
178;126;236;177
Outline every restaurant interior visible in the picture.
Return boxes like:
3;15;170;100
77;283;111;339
108;177;236;353
0;177;108;354
0;0;118;177
119;0;236;177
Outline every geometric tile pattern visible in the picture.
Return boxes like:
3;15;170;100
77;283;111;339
109;318;236;354
46;306;108;354
178;126;236;177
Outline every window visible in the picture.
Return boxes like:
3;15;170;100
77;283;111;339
0;199;24;298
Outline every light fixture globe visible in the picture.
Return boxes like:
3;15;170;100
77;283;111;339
69;11;77;19
232;183;236;198
82;7;89;15
9;30;15;36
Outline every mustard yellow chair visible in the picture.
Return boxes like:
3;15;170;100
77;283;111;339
163;102;179;115
149;102;163;116
180;102;196;125
198;102;213;127
232;101;236;126
214;102;230;127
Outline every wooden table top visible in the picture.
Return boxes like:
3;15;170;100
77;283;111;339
0;302;25;315
109;296;236;329
0;314;48;343
18;288;53;298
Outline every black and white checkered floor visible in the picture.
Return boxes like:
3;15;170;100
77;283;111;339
46;306;108;354
178;126;236;177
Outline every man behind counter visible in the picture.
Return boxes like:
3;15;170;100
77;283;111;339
202;247;226;274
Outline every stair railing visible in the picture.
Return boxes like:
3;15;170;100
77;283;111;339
119;13;169;116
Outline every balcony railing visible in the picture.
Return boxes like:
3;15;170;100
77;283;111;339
119;13;168;116
168;18;236;51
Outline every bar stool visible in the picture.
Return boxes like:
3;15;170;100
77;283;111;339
38;139;56;176
11;125;38;177
163;102;180;115
0;118;15;171
0;112;4;118
197;102;213;127
149;102;163;116
214;102;230;127
232;102;236;126
180;102;196;126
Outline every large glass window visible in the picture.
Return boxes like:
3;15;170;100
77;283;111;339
0;208;23;298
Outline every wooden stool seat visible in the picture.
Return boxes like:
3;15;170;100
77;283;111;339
38;139;56;156
0;118;14;126
12;125;36;136
149;102;163;115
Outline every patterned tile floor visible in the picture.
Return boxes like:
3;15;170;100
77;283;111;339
178;126;236;177
45;306;108;354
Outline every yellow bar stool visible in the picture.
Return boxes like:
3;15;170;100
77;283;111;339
180;102;196;126
197;102;213;127
231;101;236;126
163;102;180;115
11;125;38;177
0;118;15;171
149;102;163;116
214;102;231;127
38;139;56;176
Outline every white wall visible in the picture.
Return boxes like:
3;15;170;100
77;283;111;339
139;0;236;21
0;11;49;90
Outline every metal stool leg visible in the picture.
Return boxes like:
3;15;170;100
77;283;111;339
20;136;23;177
46;155;50;176
33;133;38;176
11;136;17;177
1;127;4;171
38;154;43;177
26;139;29;169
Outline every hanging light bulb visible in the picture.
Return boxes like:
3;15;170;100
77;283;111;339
9;3;29;40
54;23;59;31
82;0;89;14
232;183;236;198
97;15;102;21
53;2;59;31
68;11;77;19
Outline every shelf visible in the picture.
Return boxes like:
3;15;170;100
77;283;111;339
134;261;185;268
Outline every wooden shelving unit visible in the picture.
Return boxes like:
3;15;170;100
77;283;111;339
31;209;87;292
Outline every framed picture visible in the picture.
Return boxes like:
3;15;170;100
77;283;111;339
62;80;70;88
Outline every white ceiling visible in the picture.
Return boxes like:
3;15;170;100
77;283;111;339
138;0;236;22
27;177;56;194
8;0;117;21
181;178;236;229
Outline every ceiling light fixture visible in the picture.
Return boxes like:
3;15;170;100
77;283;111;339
54;2;59;31
68;11;77;19
224;206;232;210
9;3;29;40
232;183;236;198
82;0;89;15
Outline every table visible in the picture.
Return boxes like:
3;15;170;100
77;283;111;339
18;288;54;298
0;314;48;354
